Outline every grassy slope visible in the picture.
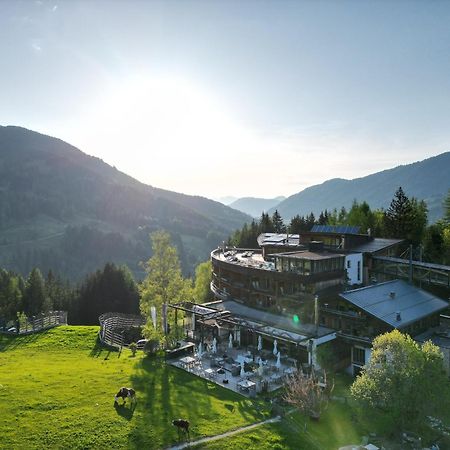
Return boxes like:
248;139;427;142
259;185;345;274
0;327;268;449
5;327;443;449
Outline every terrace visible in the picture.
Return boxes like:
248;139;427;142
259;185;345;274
167;339;305;397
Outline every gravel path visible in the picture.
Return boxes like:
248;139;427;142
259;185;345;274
166;416;282;450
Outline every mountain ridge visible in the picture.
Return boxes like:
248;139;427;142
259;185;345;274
0;125;251;280
229;196;286;217
269;152;450;222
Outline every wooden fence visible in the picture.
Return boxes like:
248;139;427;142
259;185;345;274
1;311;68;335
98;312;146;348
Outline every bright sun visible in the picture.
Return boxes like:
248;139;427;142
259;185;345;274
76;74;257;193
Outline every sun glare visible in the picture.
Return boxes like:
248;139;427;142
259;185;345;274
71;74;368;198
75;75;253;190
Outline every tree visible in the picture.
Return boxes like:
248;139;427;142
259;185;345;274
0;270;24;323
351;330;447;431
140;231;191;346
423;223;445;263
283;368;334;420
383;187;425;244
260;212;274;233
409;198;428;245
346;200;375;234
76;263;139;325
289;215;303;234
272;210;285;233
193;260;213;303
444;189;450;226
307;212;316;230
23;268;47;316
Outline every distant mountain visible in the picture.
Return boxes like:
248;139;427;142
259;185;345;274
269;152;450;223
0;125;251;280
215;196;238;205
229;196;286;217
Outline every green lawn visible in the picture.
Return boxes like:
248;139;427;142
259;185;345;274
0;327;269;449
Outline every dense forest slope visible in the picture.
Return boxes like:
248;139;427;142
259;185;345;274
0;126;250;280
229;196;285;217
270;152;450;222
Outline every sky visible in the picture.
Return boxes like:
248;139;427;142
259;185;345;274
1;0;450;200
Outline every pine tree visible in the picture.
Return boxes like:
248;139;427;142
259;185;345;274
384;187;413;239
384;187;426;245
289;215;304;234
272;210;285;233
260;212;274;233
306;212;316;230
318;211;326;225
23;268;47;316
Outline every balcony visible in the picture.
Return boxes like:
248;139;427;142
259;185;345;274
320;306;366;320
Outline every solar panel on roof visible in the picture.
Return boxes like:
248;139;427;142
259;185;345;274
310;224;360;234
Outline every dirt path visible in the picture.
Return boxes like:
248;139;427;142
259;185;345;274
166;416;282;450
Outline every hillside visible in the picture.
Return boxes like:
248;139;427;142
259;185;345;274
0;125;251;280
229;196;286;217
270;152;450;222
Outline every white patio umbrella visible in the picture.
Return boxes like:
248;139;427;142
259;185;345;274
198;342;203;358
240;361;245;377
212;337;217;354
276;351;281;369
272;339;278;356
258;357;264;376
228;333;233;349
257;335;262;352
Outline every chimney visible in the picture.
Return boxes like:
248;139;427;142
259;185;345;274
396;311;401;321
389;291;396;299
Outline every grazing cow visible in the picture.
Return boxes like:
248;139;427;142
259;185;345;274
114;387;136;405
172;419;190;439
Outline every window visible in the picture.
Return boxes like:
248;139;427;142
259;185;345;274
347;260;351;269
357;261;361;281
352;347;365;365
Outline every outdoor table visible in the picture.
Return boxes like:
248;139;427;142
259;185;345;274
204;368;215;379
179;356;196;369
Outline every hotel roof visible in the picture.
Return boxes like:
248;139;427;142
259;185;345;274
350;238;404;254
339;280;448;329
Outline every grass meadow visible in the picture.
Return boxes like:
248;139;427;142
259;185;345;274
1;325;431;449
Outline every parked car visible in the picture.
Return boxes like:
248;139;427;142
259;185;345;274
136;339;148;349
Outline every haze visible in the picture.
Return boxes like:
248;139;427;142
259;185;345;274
1;0;449;199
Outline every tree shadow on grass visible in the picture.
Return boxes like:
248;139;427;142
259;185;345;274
88;336;118;360
0;329;47;352
127;356;220;449
114;401;136;420
126;357;273;449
